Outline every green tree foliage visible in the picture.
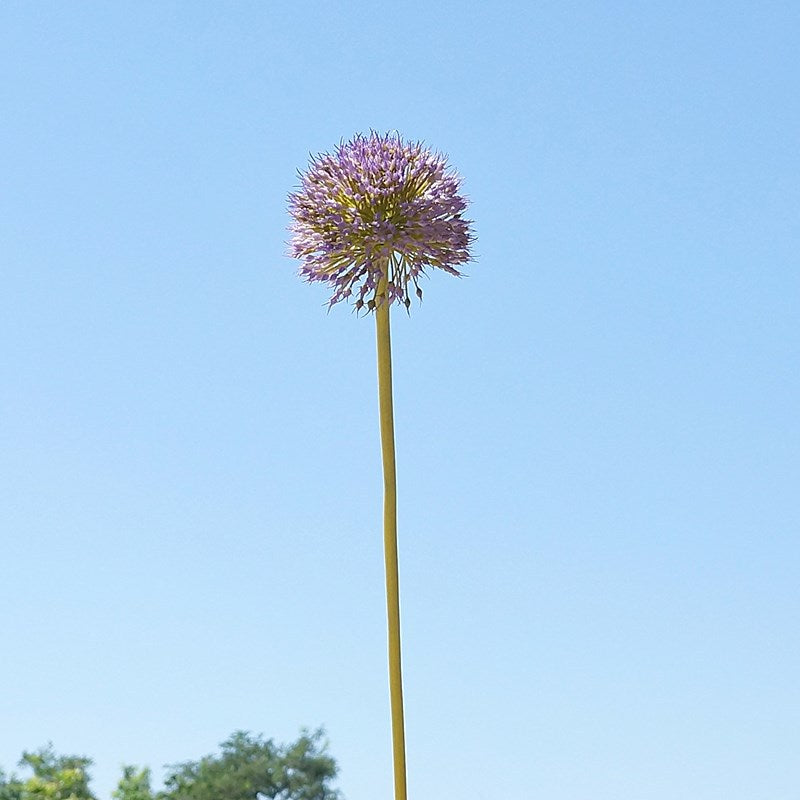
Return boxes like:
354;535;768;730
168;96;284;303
160;730;339;800
0;768;23;800
0;746;96;800
2;730;338;800
112;768;153;800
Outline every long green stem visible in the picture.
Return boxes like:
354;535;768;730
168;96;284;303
375;274;407;800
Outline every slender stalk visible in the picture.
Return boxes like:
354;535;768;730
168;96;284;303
375;272;407;800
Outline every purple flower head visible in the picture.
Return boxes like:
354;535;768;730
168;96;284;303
288;131;475;312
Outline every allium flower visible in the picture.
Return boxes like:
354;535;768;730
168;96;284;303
288;131;474;311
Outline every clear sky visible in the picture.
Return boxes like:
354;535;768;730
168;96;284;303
1;2;798;798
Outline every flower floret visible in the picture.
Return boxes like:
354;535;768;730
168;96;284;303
288;131;475;310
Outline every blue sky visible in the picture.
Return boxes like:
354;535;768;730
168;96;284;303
1;2;798;798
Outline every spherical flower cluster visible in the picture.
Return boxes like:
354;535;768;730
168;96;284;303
288;132;474;311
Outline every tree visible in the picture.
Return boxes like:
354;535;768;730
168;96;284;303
160;730;339;800
112;767;153;800
0;768;23;800
1;746;96;800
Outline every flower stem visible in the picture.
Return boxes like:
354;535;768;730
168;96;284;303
375;274;407;800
